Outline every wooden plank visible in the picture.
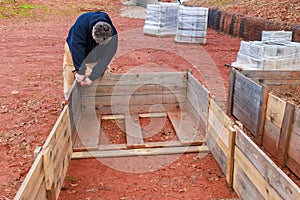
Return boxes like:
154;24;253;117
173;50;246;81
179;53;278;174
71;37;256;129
34;180;47;200
292;107;300;135
262;119;280;157
266;93;286;128
234;147;280;200
235;126;300;200
95;72;187;86
207;132;227;175
72;145;210;159
95;103;183;115
207;123;228;155
232;71;263;137
227;68;236;115
83;93;186;107
186;100;207;134
233;164;265;200
286;156;300;179
208;99;235;148
277;102;295;166
256;85;268;145
125;114;145;148
168;111;205;145
81;84;186;97
242;70;300;80
102;114;125;120
187;72;210;126
226;126;236;187
287;130;300;166
14;153;45;200
78;111;100;148
139;112;167;118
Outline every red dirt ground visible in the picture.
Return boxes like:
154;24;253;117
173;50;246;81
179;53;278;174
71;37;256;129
0;0;243;199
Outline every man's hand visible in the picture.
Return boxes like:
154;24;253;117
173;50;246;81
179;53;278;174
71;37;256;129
75;73;85;82
80;78;93;86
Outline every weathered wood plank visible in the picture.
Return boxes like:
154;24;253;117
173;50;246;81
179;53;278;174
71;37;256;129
287;130;300;166
95;103;183;115
263;119;280;157
227;68;236;115
72;145;210;159
292;107;300;135
78;111;101;148
235;127;300;200
187;72;210;126
125;114;145;148
232;72;263;136
168;111;205;145
277;102;295;166
226;126;236;187
242;70;300;80
233;164;265;200
81;84;186;97
96;72;187;85
266;93;286;128
234;147;280;200
286;156;300;179
14;153;45;200
207;132;227;175
82;93;186;107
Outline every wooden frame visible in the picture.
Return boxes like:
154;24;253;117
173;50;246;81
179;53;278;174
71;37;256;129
14;106;72;200
14;71;300;199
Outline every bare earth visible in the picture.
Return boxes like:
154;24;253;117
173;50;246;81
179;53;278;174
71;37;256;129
0;0;298;199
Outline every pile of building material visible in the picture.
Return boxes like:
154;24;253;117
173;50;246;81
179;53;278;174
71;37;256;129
233;31;300;70
143;3;209;44
143;2;180;37
174;6;209;44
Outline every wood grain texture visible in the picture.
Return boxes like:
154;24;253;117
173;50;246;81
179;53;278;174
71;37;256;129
235;126;300;200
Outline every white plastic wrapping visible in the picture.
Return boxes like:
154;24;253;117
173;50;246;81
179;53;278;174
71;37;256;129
174;6;209;44
143;2;180;37
234;40;300;70
262;31;292;43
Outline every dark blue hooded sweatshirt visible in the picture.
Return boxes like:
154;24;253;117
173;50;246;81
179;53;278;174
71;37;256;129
66;12;118;80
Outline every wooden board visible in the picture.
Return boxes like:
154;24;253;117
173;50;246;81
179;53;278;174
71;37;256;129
77;111;101;148
231;71;268;144
265;94;286;128
14;153;46;200
168;111;205;145
262;119;280;157
207;99;235;186
234;147;280;200
125;114;145;148
235;126;300;200
186;72;210;128
15;101;73;200
72;145;210;159
232;72;262;135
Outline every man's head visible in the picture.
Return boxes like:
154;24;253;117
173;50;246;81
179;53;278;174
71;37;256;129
92;21;113;45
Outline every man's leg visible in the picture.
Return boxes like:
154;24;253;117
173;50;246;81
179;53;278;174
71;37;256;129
62;43;74;99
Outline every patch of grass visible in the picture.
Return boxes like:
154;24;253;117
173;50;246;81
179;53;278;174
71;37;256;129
0;0;41;18
66;175;77;183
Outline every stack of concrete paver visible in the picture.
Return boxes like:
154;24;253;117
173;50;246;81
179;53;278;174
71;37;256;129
233;31;300;70
174;6;209;44
143;2;180;37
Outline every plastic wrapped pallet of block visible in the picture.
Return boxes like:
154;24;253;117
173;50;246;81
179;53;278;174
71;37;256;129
234;40;300;70
143;2;179;37
174;6;209;44
262;31;292;43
